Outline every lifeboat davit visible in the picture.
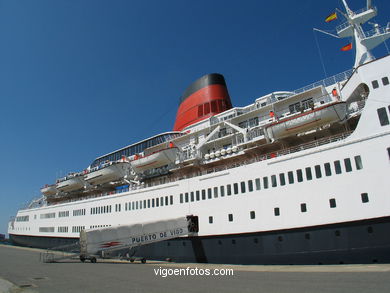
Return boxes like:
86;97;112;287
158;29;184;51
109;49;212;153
40;184;57;197
173;73;232;131
84;161;132;186
265;101;347;140
56;174;85;192
131;147;178;173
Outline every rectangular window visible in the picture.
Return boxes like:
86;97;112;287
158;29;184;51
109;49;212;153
148;199;151;208
271;175;277;187
288;171;294;184
198;105;203;117
152;198;155;208
344;158;352;172
156;198;159;207
361;193;369;203
136;202;139;209
180;193;183;203
248;180;253;192
228;214;233;222
377;107;389;126
227;184;232;196
315;165;322;178
324;163;332;176
204;103;210;115
263;177;269;189
185;193;189;202
190;192;195;202
255;178;261;190
301;203;307;213
196;190;200;201
296;169;303;182
170;195;173;205
211;100;217;112
207;188;212;199
220;186;225;197
240;181;246;193
139;201;143;209
329;198;337;208
165;196;168;206
279;173;286;186
382;76;389;86
274;207;280;216
372;80;379;89
233;183;239;194
334;160;342;174
250;211;255;219
305;167;312;180
160;197;163;206
354;155;363;170
213;187;218;198
202;189;206;200
209;216;213;224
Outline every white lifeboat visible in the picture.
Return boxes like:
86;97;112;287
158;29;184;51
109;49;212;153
84;161;132;186
56;173;85;192
40;184;57;197
265;101;347;141
131;147;178;173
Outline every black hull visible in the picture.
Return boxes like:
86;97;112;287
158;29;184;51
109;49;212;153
10;216;390;265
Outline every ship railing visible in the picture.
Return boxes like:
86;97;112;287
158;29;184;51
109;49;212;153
203;131;352;174
293;69;353;95
362;25;390;39
336;6;377;33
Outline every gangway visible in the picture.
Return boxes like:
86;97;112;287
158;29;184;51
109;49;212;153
40;216;198;263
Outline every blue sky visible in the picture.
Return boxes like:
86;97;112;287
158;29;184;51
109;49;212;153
0;0;389;235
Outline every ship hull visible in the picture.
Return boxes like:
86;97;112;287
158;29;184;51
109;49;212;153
10;216;390;264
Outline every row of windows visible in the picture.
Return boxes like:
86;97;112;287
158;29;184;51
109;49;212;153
90;225;111;229
371;76;389;89
39;227;55;233
16;215;29;222
377;106;390;126
197;99;229;118
73;209;86;216
72;226;85;233
180;156;363;204
58;226;68;233
91;205;112;215
124;195;174;211
40;213;55;219
208;193;370;223
58;211;69;218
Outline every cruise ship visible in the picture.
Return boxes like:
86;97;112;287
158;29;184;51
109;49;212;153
8;0;390;264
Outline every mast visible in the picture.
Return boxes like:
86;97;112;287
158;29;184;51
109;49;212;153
336;0;390;68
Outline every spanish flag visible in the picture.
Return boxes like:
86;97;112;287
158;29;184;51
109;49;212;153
341;43;353;51
325;12;337;23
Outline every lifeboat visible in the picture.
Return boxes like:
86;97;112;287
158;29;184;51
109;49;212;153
40;184;57;197
84;161;132;186
131;147;178;173
265;101;347;141
56;173;85;193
